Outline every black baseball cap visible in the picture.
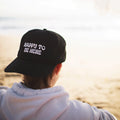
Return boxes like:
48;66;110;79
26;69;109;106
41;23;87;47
4;29;66;76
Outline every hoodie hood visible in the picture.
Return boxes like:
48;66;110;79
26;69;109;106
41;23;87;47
1;83;69;120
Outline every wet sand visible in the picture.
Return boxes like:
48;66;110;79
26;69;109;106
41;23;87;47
0;35;120;119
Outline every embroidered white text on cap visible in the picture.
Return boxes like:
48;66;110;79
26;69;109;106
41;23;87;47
23;42;46;55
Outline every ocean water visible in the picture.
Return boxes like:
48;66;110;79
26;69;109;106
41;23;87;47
1;13;120;42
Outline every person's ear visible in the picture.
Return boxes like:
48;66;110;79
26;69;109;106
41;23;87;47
54;63;62;75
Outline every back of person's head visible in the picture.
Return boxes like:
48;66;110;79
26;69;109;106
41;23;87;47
4;29;66;89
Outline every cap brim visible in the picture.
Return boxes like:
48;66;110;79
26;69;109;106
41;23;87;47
4;57;53;77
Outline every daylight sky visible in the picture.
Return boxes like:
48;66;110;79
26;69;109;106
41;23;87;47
0;0;120;17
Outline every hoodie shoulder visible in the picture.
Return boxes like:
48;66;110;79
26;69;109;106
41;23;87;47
59;100;94;120
91;106;117;120
69;100;117;120
59;100;117;120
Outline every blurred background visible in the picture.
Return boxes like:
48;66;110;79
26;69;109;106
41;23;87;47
0;0;120;119
0;0;120;79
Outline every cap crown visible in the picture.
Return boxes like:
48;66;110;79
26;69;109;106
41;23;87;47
18;29;66;64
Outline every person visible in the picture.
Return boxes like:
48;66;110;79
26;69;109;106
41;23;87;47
0;29;117;120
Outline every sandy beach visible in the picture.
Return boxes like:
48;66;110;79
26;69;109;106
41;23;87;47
0;35;120;120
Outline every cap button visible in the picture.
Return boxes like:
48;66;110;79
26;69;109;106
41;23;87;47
43;29;47;31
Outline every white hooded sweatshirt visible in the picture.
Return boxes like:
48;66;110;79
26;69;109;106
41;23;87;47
0;82;117;120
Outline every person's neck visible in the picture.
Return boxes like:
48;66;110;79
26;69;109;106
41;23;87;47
22;74;58;89
22;81;50;89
